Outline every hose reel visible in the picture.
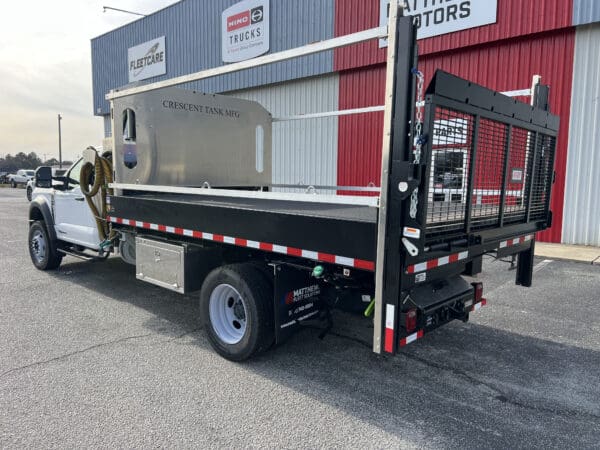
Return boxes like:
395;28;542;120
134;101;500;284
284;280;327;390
79;146;114;246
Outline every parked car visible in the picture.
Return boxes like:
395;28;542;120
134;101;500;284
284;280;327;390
0;172;8;184
8;169;35;188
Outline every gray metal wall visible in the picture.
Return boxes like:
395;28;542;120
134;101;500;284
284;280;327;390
103;115;112;137
573;0;600;26
91;0;335;115
228;74;339;190
562;24;600;246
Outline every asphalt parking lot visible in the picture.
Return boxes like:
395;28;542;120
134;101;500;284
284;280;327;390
1;187;599;448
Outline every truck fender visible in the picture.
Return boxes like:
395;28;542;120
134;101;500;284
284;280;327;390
29;196;58;242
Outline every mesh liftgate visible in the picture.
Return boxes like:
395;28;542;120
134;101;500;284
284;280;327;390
374;25;559;354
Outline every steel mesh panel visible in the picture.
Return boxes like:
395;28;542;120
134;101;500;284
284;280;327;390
529;134;556;221
470;118;508;229
424;102;557;242
502;127;531;224
425;107;474;236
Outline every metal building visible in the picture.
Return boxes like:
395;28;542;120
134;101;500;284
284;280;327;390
91;0;600;246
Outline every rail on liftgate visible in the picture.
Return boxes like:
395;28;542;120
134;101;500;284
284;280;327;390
418;71;558;246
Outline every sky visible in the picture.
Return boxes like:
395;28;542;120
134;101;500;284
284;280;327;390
0;0;179;161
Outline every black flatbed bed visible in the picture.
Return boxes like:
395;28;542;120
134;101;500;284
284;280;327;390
109;192;379;267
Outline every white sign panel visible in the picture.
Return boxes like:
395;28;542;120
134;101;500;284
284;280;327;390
128;36;166;83
432;118;468;145
222;0;270;63
379;0;498;47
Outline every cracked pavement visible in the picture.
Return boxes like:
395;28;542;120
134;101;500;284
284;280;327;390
1;188;600;448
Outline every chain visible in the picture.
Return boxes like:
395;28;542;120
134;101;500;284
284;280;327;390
409;68;425;219
411;68;425;164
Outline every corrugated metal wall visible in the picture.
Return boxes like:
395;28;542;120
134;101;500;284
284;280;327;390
334;0;573;71
573;0;600;25
92;0;335;115
337;30;575;242
337;67;384;191
562;24;600;246
103;115;112;137
228;74;339;190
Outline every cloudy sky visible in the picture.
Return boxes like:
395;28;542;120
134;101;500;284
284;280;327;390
0;0;178;161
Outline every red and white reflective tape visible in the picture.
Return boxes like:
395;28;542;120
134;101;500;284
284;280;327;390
471;299;487;312
107;216;375;271
399;330;424;347
384;304;395;353
407;234;534;275
407;251;469;274
499;234;533;249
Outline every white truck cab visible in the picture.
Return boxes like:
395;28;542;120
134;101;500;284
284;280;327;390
29;159;102;255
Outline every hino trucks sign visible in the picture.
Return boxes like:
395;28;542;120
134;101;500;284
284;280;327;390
379;0;497;47
222;0;270;63
128;36;166;82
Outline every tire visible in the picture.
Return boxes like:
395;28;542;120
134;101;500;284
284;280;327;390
200;263;274;361
11;181;17;188
28;221;62;270
26;186;32;201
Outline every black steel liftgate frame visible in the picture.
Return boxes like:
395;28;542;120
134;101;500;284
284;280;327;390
374;16;559;355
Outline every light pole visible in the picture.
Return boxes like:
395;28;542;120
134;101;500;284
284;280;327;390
57;114;62;169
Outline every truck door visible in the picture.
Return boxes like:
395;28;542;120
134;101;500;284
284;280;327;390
53;158;102;250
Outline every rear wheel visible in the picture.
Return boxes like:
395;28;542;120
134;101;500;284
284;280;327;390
200;263;274;361
28;221;62;270
11;180;17;188
26;186;32;201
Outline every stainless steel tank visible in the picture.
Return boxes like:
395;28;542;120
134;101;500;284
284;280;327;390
111;87;272;187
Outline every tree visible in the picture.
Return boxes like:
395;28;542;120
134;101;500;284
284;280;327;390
0;152;43;172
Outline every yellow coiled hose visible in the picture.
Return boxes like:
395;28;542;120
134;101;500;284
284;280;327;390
79;146;114;244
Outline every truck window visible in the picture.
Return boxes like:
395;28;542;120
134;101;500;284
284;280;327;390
66;159;84;187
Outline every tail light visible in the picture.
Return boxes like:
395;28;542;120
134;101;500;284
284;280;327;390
405;308;417;333
472;282;484;302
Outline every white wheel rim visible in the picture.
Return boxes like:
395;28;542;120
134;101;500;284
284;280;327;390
30;229;46;263
209;284;247;345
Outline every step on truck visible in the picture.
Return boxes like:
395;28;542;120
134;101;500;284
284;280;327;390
28;3;558;361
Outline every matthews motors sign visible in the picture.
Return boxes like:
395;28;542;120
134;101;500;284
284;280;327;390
379;0;497;47
128;36;166;83
222;0;270;63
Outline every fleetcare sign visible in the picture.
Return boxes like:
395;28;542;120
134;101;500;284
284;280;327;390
222;0;270;63
379;0;498;46
128;36;166;82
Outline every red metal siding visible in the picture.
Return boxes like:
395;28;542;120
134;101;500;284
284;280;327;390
334;0;573;71
337;30;575;242
337;66;386;192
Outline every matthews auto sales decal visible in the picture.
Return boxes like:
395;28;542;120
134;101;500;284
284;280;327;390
222;0;269;63
128;36;166;82
379;0;497;47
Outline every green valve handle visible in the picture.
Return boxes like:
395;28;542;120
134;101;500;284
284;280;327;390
364;298;375;317
312;265;324;278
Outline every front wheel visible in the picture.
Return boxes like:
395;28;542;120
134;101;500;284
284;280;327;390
26;186;32;201
11;181;17;188
200;263;274;361
28;221;62;270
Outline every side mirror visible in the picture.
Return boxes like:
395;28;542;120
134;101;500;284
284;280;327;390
35;166;52;188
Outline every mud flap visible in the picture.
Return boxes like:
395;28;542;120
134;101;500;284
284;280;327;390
273;264;322;344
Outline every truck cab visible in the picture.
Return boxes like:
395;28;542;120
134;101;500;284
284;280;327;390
28;159;102;270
